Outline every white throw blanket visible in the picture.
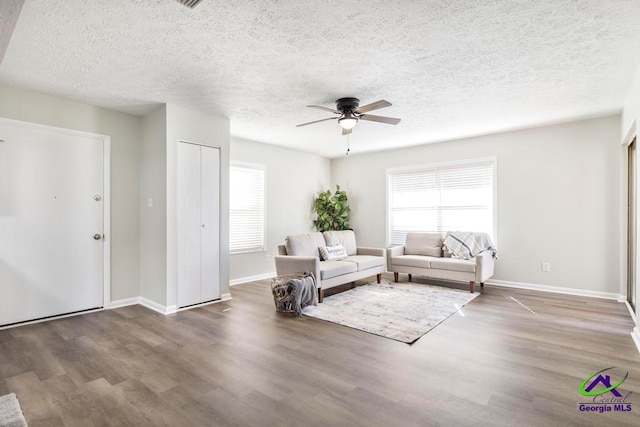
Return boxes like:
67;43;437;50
443;231;497;260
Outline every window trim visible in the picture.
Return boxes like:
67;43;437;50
230;161;267;255
385;156;497;247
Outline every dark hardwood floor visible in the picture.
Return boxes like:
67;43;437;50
1;273;639;426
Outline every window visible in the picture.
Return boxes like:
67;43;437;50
230;162;265;253
387;159;495;245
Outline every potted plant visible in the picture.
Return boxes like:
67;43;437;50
313;185;350;231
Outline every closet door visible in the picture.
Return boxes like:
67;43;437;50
200;146;220;301
177;142;220;308
177;142;203;307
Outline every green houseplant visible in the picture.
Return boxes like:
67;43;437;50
313;185;350;231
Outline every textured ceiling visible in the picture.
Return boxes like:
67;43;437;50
2;0;640;158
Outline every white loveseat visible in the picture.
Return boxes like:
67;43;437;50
387;232;495;293
275;230;386;302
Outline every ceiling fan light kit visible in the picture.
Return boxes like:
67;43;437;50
297;97;401;135
338;111;358;130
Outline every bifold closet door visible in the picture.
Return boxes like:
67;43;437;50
199;146;220;302
177;142;220;308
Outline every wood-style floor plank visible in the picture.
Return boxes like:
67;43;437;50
1;273;639;426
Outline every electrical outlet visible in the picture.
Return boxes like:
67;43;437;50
541;262;550;272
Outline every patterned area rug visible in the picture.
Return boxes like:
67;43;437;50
0;393;27;427
303;280;479;344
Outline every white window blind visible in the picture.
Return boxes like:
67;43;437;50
230;163;265;254
388;161;494;245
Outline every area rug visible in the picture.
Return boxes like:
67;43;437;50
0;393;27;427
303;280;479;344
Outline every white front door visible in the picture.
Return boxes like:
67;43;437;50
0;120;105;326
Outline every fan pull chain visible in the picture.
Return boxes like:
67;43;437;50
346;134;351;156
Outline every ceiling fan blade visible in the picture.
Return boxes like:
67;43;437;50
342;127;352;136
296;117;337;127
359;114;401;125
176;0;204;8
307;105;341;114
355;100;392;114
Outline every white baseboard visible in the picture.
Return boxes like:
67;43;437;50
139;297;177;315
229;272;276;286
486;279;625;301
624;301;637;323
111;295;229;315
109;297;140;309
110;296;175;315
632;327;640;354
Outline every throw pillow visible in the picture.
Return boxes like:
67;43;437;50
319;244;347;261
322;230;357;256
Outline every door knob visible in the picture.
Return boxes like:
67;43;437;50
93;234;102;240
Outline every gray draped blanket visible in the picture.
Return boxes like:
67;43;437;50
443;231;498;260
286;272;318;316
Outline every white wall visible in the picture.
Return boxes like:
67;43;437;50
0;83;141;301
622;66;640;143
230;137;331;282
166;104;230;306
331;116;621;295
140;105;167;305
622;65;640;347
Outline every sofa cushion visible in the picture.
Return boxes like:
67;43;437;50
430;257;476;273
391;255;433;269
343;255;384;271
319;260;358;280
285;232;326;257
443;246;452;258
319;244;347;261
323;230;357;256
405;233;443;257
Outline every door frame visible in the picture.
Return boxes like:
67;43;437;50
628;137;637;312
0;117;111;310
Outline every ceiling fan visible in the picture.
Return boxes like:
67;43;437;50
176;0;204;8
296;97;401;135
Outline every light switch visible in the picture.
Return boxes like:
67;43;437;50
147;198;153;208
